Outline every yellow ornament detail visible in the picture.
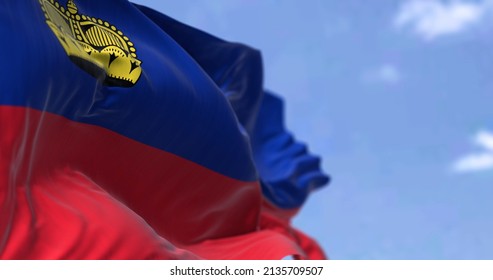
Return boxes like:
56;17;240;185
39;0;142;87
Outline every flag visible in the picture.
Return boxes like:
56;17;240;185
0;0;329;259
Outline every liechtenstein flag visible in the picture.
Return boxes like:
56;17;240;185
0;0;329;260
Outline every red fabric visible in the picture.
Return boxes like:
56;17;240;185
0;168;198;259
260;201;328;260
0;106;313;259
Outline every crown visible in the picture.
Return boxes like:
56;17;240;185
39;0;142;87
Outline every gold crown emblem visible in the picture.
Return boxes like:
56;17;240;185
39;0;142;87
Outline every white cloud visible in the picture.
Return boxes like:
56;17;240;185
394;0;492;40
362;64;401;85
474;130;493;151
453;153;493;172
452;130;493;173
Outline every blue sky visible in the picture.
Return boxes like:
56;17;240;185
133;0;493;259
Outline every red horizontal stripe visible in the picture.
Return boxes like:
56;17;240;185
0;106;260;245
1;105;308;259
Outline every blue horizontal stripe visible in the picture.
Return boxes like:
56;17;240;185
0;0;257;182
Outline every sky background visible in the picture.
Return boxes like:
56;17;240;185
133;0;493;259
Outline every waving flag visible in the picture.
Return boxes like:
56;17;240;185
0;0;328;259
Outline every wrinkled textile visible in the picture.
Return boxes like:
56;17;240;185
0;0;329;259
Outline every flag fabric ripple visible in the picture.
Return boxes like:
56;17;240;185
0;0;329;260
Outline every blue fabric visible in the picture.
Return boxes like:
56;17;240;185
135;6;330;208
135;4;264;135
0;0;329;208
252;93;330;209
0;0;257;181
